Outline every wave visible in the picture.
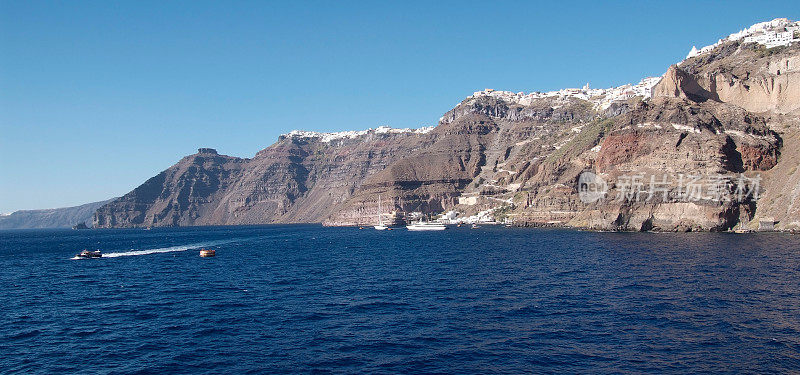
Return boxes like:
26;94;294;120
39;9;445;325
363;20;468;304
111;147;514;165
72;238;240;259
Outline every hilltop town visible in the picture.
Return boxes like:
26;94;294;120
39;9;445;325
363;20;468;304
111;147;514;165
472;19;800;115
467;77;661;112
279;19;800;147
686;18;800;59
281;125;435;143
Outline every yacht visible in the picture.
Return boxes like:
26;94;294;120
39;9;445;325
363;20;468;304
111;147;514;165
374;194;388;230
407;220;447;231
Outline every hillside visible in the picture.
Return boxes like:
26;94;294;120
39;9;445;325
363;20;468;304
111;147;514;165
93;18;800;231
0;199;113;229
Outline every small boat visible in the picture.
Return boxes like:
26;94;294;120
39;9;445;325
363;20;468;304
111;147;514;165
199;249;216;257
76;249;102;258
471;224;480;229
374;195;388;230
407;220;447;231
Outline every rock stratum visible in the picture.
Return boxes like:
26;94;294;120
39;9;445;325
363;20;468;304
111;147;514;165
94;19;800;231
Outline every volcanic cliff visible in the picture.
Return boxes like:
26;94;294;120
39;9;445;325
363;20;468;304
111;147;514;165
94;19;800;231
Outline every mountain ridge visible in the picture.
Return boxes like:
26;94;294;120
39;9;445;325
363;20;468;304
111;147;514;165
0;199;114;229
93;18;800;231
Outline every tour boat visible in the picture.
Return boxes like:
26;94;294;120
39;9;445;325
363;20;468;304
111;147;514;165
374;194;388;230
76;249;102;258
199;249;216;257
407;220;447;231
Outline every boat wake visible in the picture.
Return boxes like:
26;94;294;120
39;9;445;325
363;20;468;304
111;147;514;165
72;238;241;259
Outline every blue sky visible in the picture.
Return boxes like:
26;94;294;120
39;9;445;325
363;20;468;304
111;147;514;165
1;0;798;212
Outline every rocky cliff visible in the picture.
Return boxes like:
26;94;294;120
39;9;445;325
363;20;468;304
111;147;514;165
94;129;433;227
94;19;800;231
0;199;113;229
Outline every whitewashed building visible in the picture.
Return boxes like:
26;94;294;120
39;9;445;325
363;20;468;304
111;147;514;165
469;76;661;110
686;18;800;60
744;31;795;48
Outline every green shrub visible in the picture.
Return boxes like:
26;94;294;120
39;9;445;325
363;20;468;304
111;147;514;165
545;118;614;164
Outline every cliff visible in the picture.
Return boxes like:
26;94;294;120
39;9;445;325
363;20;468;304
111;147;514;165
94;128;432;227
93;19;800;231
0;199;113;229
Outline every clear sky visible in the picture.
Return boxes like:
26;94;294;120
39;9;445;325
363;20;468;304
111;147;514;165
1;0;797;213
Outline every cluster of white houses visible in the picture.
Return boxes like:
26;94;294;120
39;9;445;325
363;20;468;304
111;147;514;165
687;18;799;59
284;19;798;147
470;19;799;112
469;76;661;110
283;125;435;143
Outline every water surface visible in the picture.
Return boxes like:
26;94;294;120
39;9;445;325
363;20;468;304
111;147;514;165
1;225;799;373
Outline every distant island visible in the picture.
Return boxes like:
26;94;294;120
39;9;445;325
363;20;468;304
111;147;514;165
0;199;113;230
76;19;800;232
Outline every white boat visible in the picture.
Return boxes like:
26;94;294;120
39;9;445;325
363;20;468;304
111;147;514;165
374;195;388;230
76;249;102;258
407;220;447;231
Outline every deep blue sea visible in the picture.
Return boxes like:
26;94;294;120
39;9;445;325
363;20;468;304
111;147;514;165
2;225;800;374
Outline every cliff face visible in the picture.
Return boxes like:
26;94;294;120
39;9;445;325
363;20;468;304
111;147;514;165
93;149;246;227
94;130;431;228
0;199;113;229
324;96;602;225
664;42;800;115
565;98;780;231
94;28;800;231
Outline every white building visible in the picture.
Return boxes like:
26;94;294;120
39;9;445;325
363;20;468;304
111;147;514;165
458;196;479;205
469;76;661;111
686;18;799;60
744;31;794;48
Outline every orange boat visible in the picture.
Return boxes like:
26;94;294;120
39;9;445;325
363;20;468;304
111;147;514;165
199;249;216;257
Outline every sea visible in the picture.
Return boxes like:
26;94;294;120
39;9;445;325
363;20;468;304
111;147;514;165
1;225;799;374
